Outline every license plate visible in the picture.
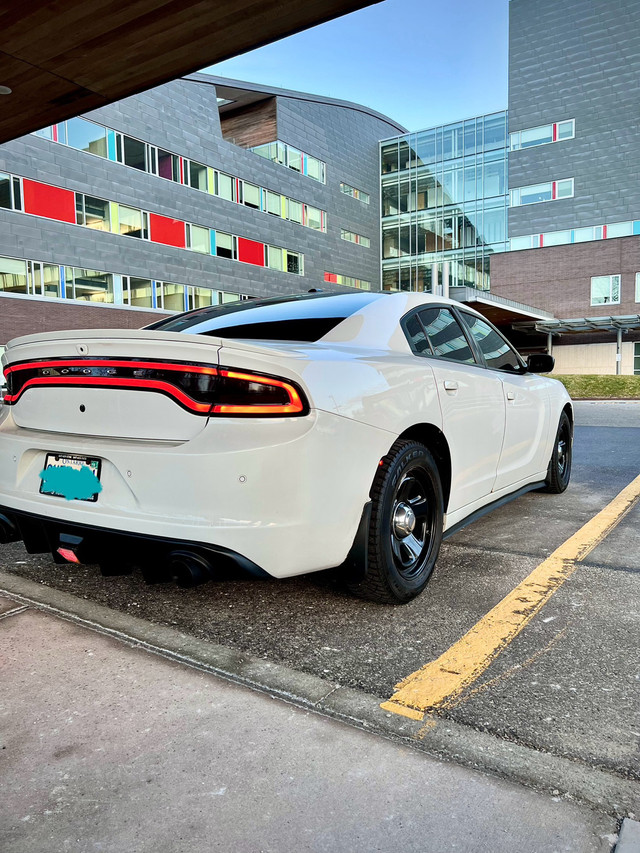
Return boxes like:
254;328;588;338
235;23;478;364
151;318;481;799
39;453;102;502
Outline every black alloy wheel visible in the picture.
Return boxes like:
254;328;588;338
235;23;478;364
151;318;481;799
348;439;444;604
543;411;573;494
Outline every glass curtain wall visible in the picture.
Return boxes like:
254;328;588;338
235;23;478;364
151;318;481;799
380;112;508;293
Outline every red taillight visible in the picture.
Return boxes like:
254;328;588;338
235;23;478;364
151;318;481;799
211;369;307;416
3;358;309;417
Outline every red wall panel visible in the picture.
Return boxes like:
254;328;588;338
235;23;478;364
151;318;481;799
149;213;185;248
324;272;337;283
237;237;265;266
22;180;76;223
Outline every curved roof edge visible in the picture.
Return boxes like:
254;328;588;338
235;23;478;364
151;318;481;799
184;72;407;134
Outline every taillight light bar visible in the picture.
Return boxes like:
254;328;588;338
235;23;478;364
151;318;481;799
212;369;306;416
2;357;309;417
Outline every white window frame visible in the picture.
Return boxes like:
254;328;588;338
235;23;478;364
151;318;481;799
590;274;621;306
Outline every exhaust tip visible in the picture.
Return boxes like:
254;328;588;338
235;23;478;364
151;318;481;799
167;550;213;588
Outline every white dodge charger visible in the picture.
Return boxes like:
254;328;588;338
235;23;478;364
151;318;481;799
0;292;572;603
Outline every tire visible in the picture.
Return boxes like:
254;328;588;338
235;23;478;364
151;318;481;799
543;411;572;493
348;439;444;604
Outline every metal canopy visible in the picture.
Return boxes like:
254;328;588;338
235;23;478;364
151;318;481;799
534;315;640;334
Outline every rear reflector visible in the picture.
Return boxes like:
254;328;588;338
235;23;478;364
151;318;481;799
57;547;80;564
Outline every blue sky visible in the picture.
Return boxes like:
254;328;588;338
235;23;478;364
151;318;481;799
205;0;509;132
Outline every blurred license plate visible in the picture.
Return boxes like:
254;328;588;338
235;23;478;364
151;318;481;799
39;453;102;502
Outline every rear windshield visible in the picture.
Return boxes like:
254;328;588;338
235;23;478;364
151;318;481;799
145;292;384;341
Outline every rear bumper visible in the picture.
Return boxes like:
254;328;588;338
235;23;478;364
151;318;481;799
0;408;393;578
0;504;268;578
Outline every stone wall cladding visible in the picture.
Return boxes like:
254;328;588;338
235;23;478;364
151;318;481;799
490;234;640;318
508;0;640;237
0;75;403;342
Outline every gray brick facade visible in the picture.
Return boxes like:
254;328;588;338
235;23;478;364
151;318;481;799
508;0;640;238
0;75;404;344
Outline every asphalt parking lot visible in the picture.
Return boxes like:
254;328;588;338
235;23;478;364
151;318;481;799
2;400;639;816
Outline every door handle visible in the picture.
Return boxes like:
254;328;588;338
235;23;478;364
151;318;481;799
443;380;459;392
506;391;515;401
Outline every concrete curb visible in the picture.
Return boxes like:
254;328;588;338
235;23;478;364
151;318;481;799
1;569;639;821
615;819;640;852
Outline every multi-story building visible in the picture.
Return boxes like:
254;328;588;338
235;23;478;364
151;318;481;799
379;0;640;374
1;0;638;374
0;74;404;348
380;112;509;294
491;0;640;375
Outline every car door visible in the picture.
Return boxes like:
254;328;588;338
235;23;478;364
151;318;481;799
407;306;506;514
457;310;551;491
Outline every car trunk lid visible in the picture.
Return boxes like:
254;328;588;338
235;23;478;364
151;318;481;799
2;329;223;441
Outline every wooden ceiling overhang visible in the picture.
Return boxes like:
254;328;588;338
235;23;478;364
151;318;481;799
0;0;380;144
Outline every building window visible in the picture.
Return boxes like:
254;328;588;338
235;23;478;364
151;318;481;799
30;261;61;297
341;229;371;248
0;256;28;294
510;178;573;206
340;182;370;204
305;205;324;232
636;272;640;303
607;221;634;238
286;199;303;224
65;268;114;303
243;182;261;210
118;206;149;239
75;193;111;231
634;342;640;376
217;172;235;202
542;230;571;247
286;251;302;275
0;173;22;211
66;117;108;158
287;147;302;174
156;149;180;182
122;276;153;308
186;160;208;192
186;286;216;310
266;245;284;271
120;135;148;171
157;281;184;312
591;275;621;306
265;190;281;216
250;140;325;183
324;272;371;291
215;231;237;260
185;223;210;254
510;119;575;150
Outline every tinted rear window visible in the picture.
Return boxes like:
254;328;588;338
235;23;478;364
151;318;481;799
145;292;384;341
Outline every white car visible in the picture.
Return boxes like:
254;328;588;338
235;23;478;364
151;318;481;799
0;292;572;603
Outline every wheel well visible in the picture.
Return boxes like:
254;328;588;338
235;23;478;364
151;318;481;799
395;424;452;512
563;402;574;429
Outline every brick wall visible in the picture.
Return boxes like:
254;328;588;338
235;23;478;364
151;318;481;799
0;295;166;344
491;235;640;318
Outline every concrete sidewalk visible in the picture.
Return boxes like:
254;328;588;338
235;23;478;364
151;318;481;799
0;593;619;852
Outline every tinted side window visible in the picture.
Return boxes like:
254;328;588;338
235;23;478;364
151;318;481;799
404;313;432;355
418;308;476;364
460;313;523;371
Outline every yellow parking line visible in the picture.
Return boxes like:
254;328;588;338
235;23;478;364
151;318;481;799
381;472;640;722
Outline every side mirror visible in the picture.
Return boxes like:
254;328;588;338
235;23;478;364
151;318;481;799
527;353;555;374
